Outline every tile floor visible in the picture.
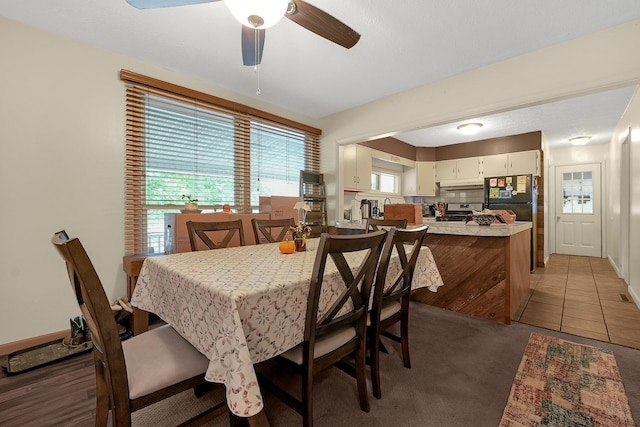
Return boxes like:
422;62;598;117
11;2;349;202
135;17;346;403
515;254;640;350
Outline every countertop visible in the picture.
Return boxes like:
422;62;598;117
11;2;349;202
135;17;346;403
334;219;532;237
422;219;531;237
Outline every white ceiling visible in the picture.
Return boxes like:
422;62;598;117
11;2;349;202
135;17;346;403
2;1;639;148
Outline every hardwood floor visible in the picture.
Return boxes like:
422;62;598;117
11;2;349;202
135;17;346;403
515;254;640;349
0;351;97;426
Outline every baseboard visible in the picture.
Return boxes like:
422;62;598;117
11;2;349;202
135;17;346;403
605;255;640;309
607;255;623;278
0;330;68;357
628;284;640;309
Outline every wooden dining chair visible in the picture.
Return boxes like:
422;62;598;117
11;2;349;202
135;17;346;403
51;230;227;426
258;231;388;427
186;219;245;250
368;225;428;399
365;218;408;232
251;217;295;244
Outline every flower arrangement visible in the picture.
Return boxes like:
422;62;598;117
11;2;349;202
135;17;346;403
181;194;199;204
289;221;312;238
181;194;199;211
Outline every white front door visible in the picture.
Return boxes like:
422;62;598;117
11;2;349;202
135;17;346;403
555;164;602;257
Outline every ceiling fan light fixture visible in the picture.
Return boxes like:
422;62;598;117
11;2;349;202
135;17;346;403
456;122;483;136
225;0;289;29
568;135;592;146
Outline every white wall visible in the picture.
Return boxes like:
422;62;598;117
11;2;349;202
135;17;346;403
0;17;319;345
608;87;640;305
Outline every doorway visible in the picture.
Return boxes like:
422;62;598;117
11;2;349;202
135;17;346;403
554;163;602;257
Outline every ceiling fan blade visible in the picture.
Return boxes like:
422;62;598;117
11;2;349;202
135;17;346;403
126;0;219;9
285;0;360;49
242;26;266;66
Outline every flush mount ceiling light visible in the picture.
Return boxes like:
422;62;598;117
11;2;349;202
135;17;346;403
456;122;483;136
225;0;289;29
568;135;592;146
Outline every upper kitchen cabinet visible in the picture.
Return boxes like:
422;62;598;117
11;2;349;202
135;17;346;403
507;150;540;176
435;157;482;182
482;150;540;177
343;144;372;191
404;161;436;196
482;153;508;177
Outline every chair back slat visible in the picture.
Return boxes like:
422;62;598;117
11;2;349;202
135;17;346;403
366;218;408;232
373;226;428;316
252;218;296;244
51;231;131;416
305;231;387;343
186;219;245;250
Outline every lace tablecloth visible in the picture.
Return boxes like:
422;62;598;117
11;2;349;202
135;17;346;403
132;238;444;417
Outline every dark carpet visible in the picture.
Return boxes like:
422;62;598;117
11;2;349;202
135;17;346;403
136;303;640;426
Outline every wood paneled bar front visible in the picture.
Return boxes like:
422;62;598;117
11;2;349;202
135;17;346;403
411;221;532;324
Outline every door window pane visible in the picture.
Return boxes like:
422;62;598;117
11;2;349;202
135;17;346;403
562;171;593;214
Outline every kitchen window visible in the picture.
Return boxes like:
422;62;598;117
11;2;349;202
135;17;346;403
371;168;401;195
121;71;320;254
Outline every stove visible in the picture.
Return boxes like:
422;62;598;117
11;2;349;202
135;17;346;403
436;203;483;222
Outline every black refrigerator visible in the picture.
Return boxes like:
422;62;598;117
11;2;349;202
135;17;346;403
484;174;537;271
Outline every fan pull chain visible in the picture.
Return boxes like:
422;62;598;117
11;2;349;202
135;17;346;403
254;28;261;95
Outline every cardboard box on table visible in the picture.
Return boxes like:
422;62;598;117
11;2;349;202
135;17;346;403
165;197;301;251
257;196;302;244
259;196;302;222
165;213;269;252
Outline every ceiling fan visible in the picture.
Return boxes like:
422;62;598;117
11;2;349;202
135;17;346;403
126;0;361;66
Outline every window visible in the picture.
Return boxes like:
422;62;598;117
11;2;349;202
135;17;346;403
371;169;401;195
122;71;320;254
562;171;593;214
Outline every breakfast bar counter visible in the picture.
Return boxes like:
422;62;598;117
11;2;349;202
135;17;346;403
411;220;532;324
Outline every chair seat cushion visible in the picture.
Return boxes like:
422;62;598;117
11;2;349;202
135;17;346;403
123;324;210;400
367;301;402;326
281;326;356;365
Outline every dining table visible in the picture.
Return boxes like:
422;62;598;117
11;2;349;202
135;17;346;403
131;237;444;423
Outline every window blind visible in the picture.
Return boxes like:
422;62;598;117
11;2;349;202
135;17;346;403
121;70;320;255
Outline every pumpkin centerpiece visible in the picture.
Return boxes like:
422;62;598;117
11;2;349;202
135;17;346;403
279;236;295;254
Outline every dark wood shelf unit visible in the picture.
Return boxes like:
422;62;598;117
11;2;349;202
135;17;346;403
300;171;328;237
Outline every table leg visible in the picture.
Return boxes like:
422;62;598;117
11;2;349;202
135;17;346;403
132;307;149;336
229;410;270;427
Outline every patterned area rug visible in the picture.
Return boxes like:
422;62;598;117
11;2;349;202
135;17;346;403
500;333;636;427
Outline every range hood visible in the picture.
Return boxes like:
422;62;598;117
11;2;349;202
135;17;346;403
438;178;485;189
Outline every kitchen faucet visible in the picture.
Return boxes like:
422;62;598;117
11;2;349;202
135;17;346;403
383;197;391;205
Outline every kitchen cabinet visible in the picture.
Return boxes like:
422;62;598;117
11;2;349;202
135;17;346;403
435;157;482;182
507;150;540;176
482;154;508;177
343;144;372;191
435;159;457;181
404;161;436;196
482;150;540;177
